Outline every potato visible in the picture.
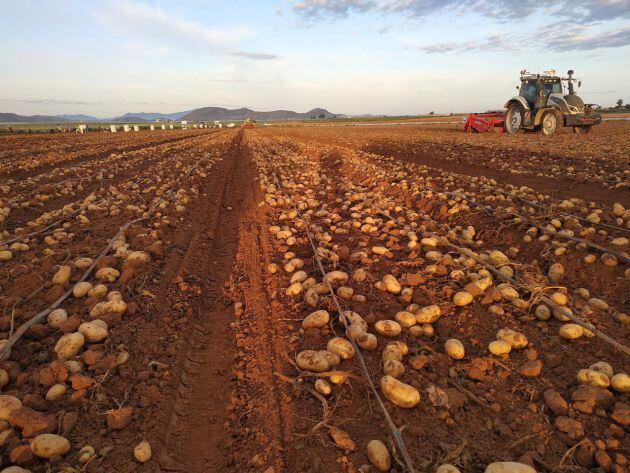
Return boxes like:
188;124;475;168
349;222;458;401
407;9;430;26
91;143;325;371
324;270;348;286
315;379;332;396
611;373;630;393
89;300;126;318
88;283;108;298
45;383;67;402
286;282;303;296
383;275;401;294
319;350;341;367
78;320;108;343
374;320;401;337
445;339;465;360
548;263;564;283
497;284;519;300
78;445;96;464
302;310;329;329
587;361;613;378
30;433;70;458
125;251;150;268
54;332;85;360
72;281;93;298
47;308;68;329
485;462;536;473
346;323;367;342
559;323;583;340
550;292;568;306
0;369;8;388
382;344;403;362
387;341;408;355
356;332;377;350
453;291;473;306
341;311;368;331
489;250;509;266
95;267;119;282
296;350;329;372
383;359;405;378
415;304;441;324
380;375;420;408
577;368;610;388
488;340;511;356
74;257;93;270
394;311;416;328
327;337;355;360
0;466;31;473
496;328;528;349
367;439;391;472
534;304;551;321
290;271;307;284
134;440;152;463
352;268;368;283
52;265;71;285
0;395;22;421
552;306;571;322
437;465;462;473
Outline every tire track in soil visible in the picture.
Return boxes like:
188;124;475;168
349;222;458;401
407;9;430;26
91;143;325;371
155;131;252;472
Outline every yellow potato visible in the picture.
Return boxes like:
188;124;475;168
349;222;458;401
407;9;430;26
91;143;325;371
296;350;330;372
380;375;420;408
453;291;473;306
394;311;416;328
54;332;85;360
496;328;528;349
78;321;108;343
356;332;378;350
488;340;511;356
52;265;71;285
30;434;70;458
327;337;355;360
382;275;401;294
611;373;630;393
134;441;152;463
374;320;401;337
559;323;583;340
415;304;441;324
0;395;22;421
383;359;405;378
367;439;391;472
302;310;329;329
577;368;610;388
445;339;465;360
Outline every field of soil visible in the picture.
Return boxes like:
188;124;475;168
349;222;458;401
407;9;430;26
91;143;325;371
0;122;627;473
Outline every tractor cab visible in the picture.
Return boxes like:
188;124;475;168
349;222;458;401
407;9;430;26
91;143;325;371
519;74;562;109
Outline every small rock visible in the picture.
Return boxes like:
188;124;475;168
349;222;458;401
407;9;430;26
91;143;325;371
519;360;542;378
611;403;630;426
106;407;133;430
543;389;568;416
555;416;584;440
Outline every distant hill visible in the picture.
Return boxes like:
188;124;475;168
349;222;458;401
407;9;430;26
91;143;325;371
114;111;191;121
0;113;70;123
110;116;150;123
182;107;336;121
57;114;100;122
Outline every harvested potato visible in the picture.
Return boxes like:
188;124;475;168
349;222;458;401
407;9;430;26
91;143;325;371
78;445;96;464
488;340;511;356
88;284;108;298
286;282;303;296
30;433;70;458
72;281;93;298
382;344;403;362
489;250;509;266
453;291;473;306
367;439;391;472
47;308;68;329
45;384;67;402
74;257;93;270
52;265;71;285
89;300;126;318
380;375;420;408
0;395;22;421
611;373;630;393
383;274;401;294
54;332;85;360
78;320;108;343
134;440;152;463
496;328;528;349
559;323;583;340
445;339;465;360
415;304;441;324
577;368;610;388
327;337;355;360
356;332;377;350
374;320;401;337
383;359;405;378
296;350;330;372
95;267;120;282
0;251;12;261
315;379;332;396
589;361;613;378
302;310;329;329
437;465;462;473
0;369;8;388
485;462;536;473
325;270;349;286
548;263;564;283
534;304;551;321
394;311;417;328
319;350;341;368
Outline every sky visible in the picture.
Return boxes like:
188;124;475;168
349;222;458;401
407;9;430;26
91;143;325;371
0;0;628;117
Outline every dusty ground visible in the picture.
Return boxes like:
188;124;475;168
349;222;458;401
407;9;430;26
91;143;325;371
0;123;627;472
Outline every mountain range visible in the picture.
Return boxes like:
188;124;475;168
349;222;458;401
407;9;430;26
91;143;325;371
0;107;336;124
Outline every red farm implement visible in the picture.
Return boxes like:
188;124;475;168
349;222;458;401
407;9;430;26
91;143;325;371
463;112;506;133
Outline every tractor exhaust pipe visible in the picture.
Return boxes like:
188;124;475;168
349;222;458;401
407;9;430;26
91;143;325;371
567;69;575;95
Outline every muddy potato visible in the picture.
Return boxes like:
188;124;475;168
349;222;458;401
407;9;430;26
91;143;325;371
437;465;462;473
74;257;93;270
296;350;331;372
534;304;551;321
453;291;473;306
341;311;368;331
383;359;405;378
559;323;583;340
290;271;307;284
380;375;420;408
374;320;401;337
382;274;401;294
394;311;416;328
78;320;108;343
45;384;67;401
304;288;318;307
352;268;368;283
367;439;391;472
552;306;571;322
78;445;96;464
445;339;465;360
337;286;354;299
1;467;32;473
47;308;68;329
88;283;107;298
489;250;509;266
550;292;568;306
90;300;126;318
415;304;441;324
302;310;329;329
485;462;536;473
548;263;564;283
0;251;12;262
315;379;332;396
496;328;528;349
611;373;630;393
577;368;610;388
346;323;366;342
134;440;152;463
489;340;511;356
356;332;377;350
72;282;93;298
286;282;303;296
324;270;348;286
327;337;355;360
95;267;119;282
52;265;71;285
382;344;403;362
0;369;8;388
54;332;85;360
0;396;22;421
30;433;70;458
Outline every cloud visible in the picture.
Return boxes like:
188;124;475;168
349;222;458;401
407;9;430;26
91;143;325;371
97;0;278;60
407;34;514;53
1;98;104;105
292;0;630;23
544;26;630;51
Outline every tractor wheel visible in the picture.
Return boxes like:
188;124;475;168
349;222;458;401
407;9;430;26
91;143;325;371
505;104;523;134
541;111;558;136
574;126;591;134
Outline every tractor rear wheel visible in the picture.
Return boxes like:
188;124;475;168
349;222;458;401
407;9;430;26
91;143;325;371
505;104;523;134
574;126;591;134
541;111;558;136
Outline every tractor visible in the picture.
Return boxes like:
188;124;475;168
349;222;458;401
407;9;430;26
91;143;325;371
504;69;601;135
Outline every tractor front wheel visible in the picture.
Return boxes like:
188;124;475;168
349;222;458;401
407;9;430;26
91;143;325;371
541;111;558;136
505;104;523;134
